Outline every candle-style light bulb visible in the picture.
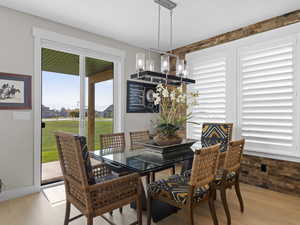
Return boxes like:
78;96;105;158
136;53;145;72
176;59;185;76
146;59;155;71
183;64;189;78
161;55;170;74
138;59;143;67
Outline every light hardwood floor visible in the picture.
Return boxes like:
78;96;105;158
0;176;299;225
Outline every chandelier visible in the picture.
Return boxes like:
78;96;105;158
131;0;195;86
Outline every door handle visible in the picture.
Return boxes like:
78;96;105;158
41;122;46;128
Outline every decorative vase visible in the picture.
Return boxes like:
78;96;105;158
153;133;183;146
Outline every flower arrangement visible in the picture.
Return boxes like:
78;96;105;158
152;83;198;145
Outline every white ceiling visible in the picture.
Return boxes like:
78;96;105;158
0;0;300;51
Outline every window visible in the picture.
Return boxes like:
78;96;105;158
238;38;298;157
186;25;300;162
187;56;227;140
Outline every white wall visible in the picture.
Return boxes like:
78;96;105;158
0;6;159;193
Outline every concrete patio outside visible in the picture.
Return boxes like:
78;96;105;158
42;161;63;184
42;158;100;184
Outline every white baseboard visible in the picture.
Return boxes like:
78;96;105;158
0;185;40;202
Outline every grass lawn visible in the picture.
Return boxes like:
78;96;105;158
42;119;113;163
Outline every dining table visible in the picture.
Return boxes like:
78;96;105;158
90;145;197;222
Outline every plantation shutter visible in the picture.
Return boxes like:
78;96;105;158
188;57;227;139
239;38;297;155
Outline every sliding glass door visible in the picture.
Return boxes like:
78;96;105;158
85;57;114;151
41;48;114;184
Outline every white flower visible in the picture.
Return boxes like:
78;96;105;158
181;93;186;102
156;83;163;92
177;85;183;93
170;90;176;101
162;88;169;97
176;94;186;103
153;92;160;99
154;97;161;105
157;83;163;88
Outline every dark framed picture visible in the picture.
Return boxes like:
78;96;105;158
127;80;159;113
0;72;32;110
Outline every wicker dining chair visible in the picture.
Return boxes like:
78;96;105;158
130;130;176;182
55;132;142;225
99;132;131;177
130;130;151;150
181;123;233;174
215;139;245;225
100;132;126;155
147;144;221;225
201;123;233;168
99;132;132;214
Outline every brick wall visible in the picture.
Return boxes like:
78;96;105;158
170;9;300;197
241;155;300;197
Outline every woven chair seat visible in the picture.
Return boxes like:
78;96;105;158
148;173;209;204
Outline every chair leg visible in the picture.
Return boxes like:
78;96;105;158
213;190;217;201
87;216;93;225
220;187;231;225
64;201;71;225
119;207;123;214
208;191;219;225
185;207;194;225
137;198;143;225
146;174;151;185
234;179;244;213
151;172;155;182
171;165;176;175
147;194;152;225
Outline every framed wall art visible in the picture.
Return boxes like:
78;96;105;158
0;72;32;110
127;80;159;113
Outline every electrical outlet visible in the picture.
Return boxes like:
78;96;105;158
261;164;268;173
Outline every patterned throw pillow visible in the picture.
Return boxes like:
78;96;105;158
78;136;95;185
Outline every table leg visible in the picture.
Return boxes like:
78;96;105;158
181;159;193;174
146;173;151;185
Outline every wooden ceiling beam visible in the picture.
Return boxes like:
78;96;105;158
171;10;300;56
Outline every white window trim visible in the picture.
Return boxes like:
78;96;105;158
32;27;126;192
186;22;300;163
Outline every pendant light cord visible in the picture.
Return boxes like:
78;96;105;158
157;4;161;49
170;9;173;53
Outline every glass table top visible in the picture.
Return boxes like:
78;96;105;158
91;147;196;174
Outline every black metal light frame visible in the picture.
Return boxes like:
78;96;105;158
130;70;195;86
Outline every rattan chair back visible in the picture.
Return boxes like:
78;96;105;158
190;144;220;187
225;139;245;173
130;130;150;150
100;132;125;155
55;132;90;211
201;123;233;151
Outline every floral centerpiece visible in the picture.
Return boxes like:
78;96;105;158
152;83;198;146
